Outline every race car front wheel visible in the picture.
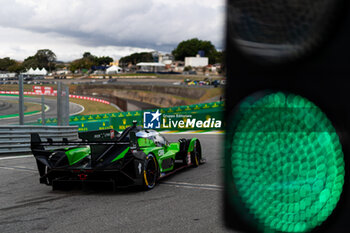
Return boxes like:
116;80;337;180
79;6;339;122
142;154;158;190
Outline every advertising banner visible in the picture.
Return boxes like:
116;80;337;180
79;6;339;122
110;102;224;132
32;86;54;95
40;101;224;132
69;120;113;132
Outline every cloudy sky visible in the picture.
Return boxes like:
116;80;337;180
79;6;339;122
0;0;225;62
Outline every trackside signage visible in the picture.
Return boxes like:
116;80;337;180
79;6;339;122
142;103;223;130
144;110;162;129
112;102;224;131
158;113;222;129
40;101;224;132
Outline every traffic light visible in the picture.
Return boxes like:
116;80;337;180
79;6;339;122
224;0;350;232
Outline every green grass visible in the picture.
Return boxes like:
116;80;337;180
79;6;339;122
0;110;40;119
0;91;119;116
1;84;223;116
69;98;119;115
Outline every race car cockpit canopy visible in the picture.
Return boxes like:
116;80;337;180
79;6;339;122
136;130;159;138
136;130;168;147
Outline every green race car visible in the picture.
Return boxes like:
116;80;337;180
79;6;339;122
31;122;204;190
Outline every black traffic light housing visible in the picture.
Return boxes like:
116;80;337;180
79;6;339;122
224;0;350;232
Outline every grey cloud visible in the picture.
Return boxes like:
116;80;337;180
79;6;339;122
0;0;224;59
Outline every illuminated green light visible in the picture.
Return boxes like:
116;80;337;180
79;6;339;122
230;92;345;233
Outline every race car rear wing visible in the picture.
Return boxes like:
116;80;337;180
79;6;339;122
30;132;133;158
30;134;130;147
30;133;132;170
30;123;140;164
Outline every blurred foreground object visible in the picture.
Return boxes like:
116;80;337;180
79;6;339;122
224;0;350;232
228;0;343;63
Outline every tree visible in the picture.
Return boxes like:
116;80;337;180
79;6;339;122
172;38;221;64
184;66;192;71
69;58;95;73
119;52;154;66
8;62;25;73
35;49;56;71
22;56;40;70
96;56;113;66
0;57;16;71
83;52;93;59
68;52;113;72
22;49;57;71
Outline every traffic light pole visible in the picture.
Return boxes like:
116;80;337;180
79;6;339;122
64;86;70;126
41;94;45;125
18;75;24;125
57;82;62;126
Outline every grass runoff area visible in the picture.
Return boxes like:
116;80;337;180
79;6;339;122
0;84;118;116
69;98;118;115
0;82;223;116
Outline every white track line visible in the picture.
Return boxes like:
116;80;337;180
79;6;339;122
44;104;50;112
69;102;85;116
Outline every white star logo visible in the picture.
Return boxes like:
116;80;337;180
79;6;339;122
150;110;161;122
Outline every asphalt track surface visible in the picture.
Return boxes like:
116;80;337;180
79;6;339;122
0;134;233;233
0;96;84;125
0;100;19;115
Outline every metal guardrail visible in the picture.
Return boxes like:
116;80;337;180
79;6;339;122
0;125;79;155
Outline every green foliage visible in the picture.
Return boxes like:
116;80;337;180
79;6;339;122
22;49;57;71
213;50;223;65
0;57;25;73
8;62;25;73
69;58;95;72
83;52;93;59
119;52;154;66
172;38;222;64
96;56;113;66
0;57;16;71
184;66;192;71
69;52;113;72
22;56;39;69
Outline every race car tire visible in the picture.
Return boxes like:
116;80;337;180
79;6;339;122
142;154;158;190
191;140;202;167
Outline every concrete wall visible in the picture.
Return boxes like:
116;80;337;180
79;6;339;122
74;84;207;108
